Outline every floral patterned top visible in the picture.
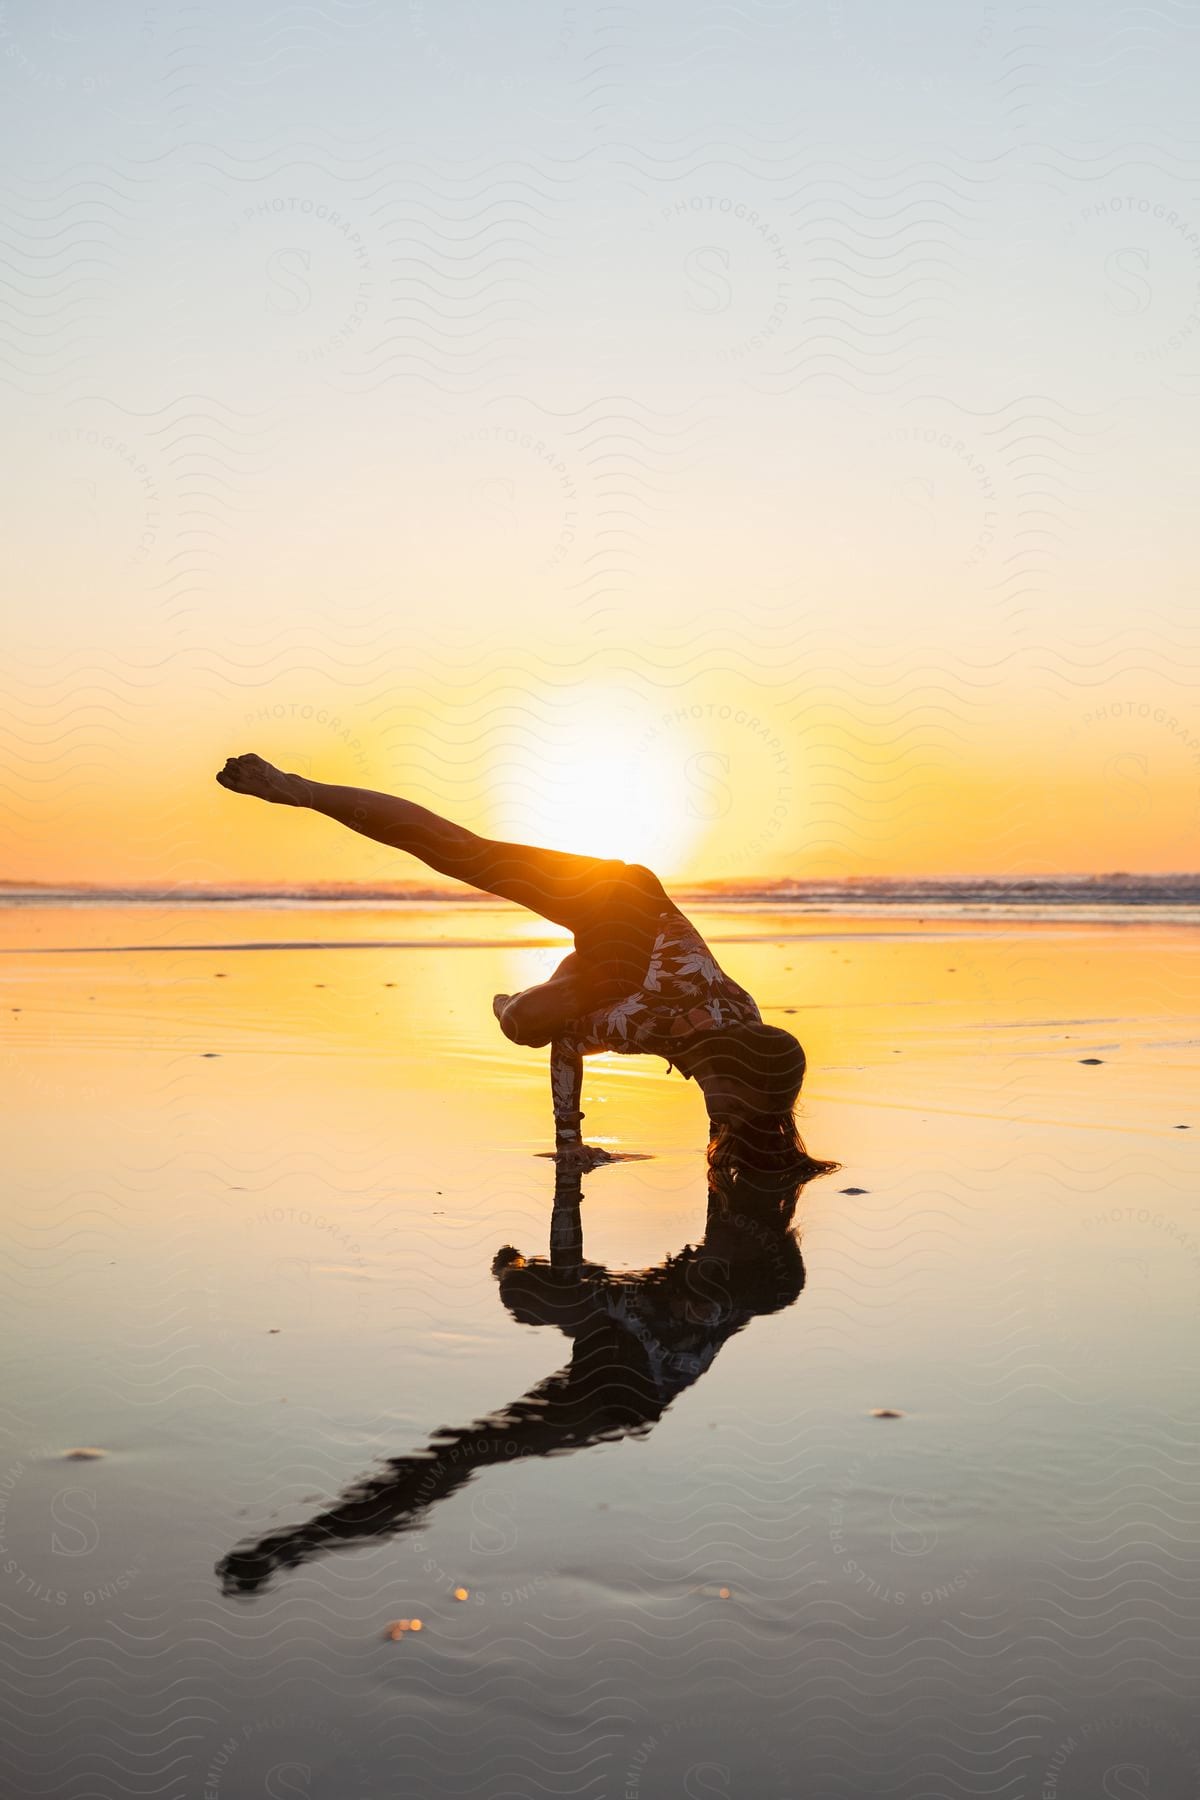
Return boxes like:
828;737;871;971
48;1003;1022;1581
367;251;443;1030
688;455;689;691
555;904;762;1061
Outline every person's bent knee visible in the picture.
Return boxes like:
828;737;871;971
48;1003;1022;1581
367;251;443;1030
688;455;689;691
498;991;553;1048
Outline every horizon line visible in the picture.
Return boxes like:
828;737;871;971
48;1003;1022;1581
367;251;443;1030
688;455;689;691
2;872;1198;897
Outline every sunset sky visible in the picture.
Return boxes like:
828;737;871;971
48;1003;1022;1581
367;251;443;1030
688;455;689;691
3;2;1199;886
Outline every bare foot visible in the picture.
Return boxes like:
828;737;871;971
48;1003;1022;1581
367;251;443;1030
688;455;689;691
216;753;312;807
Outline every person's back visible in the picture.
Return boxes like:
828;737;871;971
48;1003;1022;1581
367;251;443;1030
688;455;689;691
552;869;764;1062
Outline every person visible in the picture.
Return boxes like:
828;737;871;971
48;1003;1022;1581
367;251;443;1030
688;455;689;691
217;1151;836;1597
216;753;818;1170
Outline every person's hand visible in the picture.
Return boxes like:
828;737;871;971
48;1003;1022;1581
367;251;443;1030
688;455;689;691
216;753;312;806
553;1142;614;1172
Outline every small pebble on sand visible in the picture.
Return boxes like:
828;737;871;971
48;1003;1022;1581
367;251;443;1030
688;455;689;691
1079;1058;1104;1065
870;1409;904;1420
62;1448;106;1461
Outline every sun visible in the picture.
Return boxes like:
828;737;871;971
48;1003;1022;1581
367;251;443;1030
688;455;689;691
490;699;704;876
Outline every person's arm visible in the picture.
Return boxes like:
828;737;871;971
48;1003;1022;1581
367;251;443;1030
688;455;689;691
549;1042;615;1169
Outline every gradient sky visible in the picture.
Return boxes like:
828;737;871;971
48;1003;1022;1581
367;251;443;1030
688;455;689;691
2;1;1199;885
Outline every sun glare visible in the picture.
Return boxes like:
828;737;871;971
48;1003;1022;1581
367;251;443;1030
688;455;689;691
493;698;704;876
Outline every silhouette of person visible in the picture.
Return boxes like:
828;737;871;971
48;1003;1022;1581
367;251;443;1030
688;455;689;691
216;753;817;1170
216;1154;834;1598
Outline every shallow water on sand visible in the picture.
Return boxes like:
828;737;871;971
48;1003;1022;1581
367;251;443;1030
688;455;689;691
1;904;1198;1798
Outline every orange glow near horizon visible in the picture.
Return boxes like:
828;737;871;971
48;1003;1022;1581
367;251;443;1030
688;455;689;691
1;670;1197;889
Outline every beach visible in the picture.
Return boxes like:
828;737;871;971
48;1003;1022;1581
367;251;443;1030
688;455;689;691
1;895;1198;1797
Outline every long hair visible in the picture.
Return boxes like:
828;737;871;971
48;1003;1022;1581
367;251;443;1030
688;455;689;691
697;1159;811;1312
706;1111;839;1179
682;1021;839;1179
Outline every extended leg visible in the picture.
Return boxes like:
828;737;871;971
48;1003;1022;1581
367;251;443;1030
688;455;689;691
216;753;653;938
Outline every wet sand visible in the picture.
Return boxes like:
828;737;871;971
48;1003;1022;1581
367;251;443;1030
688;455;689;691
1;902;1198;1797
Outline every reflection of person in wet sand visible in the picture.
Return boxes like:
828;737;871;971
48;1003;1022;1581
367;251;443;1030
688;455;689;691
217;1153;836;1597
216;754;818;1170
